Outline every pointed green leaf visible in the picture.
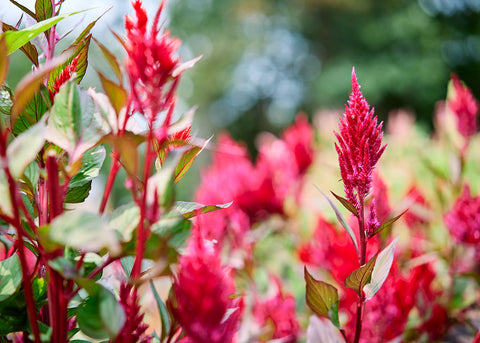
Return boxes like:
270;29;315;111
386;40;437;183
35;0;53;22
47;80;102;164
93;37;122;83
7;120;46;178
46;211;121;256
77;283;125;340
73;10;108;45
345;253;378;296
97;72;127;116
101;134;139;177
12;85;50;136
364;237;398;300
1;23;39;66
65;181;92;204
173;137;210;184
10;54;69;128
317;187;359;256
305;267;339;321
0;254;22;302
150;281;170;340
174;201;232;219
69;146;106;188
331;191;358;217
373;210;407;236
2;12;82;55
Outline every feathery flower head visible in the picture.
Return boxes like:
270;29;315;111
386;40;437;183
125;0;181;124
49;55;80;102
172;224;243;343
444;185;480;244
448;74;479;138
335;68;386;209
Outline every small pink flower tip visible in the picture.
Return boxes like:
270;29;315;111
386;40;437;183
351;66;360;92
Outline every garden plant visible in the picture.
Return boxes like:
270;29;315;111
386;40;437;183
1;0;480;342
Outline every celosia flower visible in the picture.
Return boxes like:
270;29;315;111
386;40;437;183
116;283;150;343
372;172;391;223
281;113;315;175
125;0;181;127
448;74;479;138
335;68;386;210
172;224;243;343
252;278;300;342
49;55;80;102
444;185;480;244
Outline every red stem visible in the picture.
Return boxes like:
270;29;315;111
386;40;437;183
131;131;155;279
353;198;366;343
99;151;121;214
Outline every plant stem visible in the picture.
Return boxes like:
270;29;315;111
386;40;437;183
131;131;155;279
99;151;121;214
353;199;367;343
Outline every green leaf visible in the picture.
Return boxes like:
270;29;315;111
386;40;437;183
173;139;208;184
120;256;135;277
35;0;53;22
97;72;127;116
2;11;82;55
49;257;79;279
174;201;232;219
12;85;50;136
46;211;121;255
108;203;140;242
69;146;106;188
150;281;170;340
65;181;92;204
345;253;378;297
7;120;46;178
306;315;345;343
101;134;139;177
47;80;102;164
10;54;69;129
0;290;28;334
331;191;358;217
77;284;125;340
93;37;123;83
363;237;398;300
317;187;359;256
0;254;22;302
1;23;39;66
373;210;407;236
151;214;191;249
304;267;339;324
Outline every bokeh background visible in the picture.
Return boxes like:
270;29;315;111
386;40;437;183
3;0;480;197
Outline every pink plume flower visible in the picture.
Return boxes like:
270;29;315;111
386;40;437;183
444;185;480;244
335;68;386;210
172;225;243;343
448;74;479;138
125;0;181;126
116;284;150;343
252;278;300;342
281;113;315;175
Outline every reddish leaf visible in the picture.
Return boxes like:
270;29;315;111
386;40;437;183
35;0;53;22
8;0;36;19
345;253;378;297
373;210;407;236
331;191;358;217
0;36;8;86
97;72;127;116
93;37;123;83
1;23;39;66
305;267;339;320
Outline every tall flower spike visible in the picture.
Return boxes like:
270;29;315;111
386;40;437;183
448;74;479;139
335;68;386;210
125;0;181;126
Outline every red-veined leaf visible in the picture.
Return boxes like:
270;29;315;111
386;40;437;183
93;37;123;83
97;72;127;116
331;191;358;217
305;267;339;323
345;253;378;296
373;210;407;236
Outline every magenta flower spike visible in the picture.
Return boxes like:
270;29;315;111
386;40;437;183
335;68;386;211
172;224;243;343
125;0;181;125
448;74;479;139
